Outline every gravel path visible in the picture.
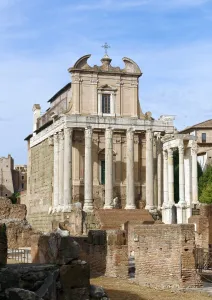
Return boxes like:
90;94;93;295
91;277;212;300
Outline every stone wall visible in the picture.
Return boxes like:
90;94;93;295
0;197;35;248
127;223;202;289
31;230;128;280
188;204;212;249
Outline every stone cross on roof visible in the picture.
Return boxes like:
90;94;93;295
102;42;110;55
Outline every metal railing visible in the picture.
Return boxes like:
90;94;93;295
195;247;212;272
7;248;31;264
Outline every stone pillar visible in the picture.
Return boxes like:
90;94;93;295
83;127;94;212
104;128;113;209
145;129;154;210
176;143;187;224
58;130;64;212
53;133;59;213
191;141;199;205
125;128;136;209
157;138;163;209
163;150;168;206
179;143;186;204
168;148;174;205
63;127;73;212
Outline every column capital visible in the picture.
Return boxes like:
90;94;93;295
64;127;73;136
105;127;113;139
58;130;64;140
54;132;59;142
178;145;184;155
191;141;198;155
85;126;93;137
163;149;168;160
168;148;173;158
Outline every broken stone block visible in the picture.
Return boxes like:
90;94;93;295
5;288;43;300
90;285;109;299
31;233;80;264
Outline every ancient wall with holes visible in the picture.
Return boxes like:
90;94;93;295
127;223;202;289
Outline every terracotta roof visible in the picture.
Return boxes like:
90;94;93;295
180;119;212;132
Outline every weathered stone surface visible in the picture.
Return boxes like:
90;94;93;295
0;198;27;221
31;233;80;265
0;224;7;266
5;288;43;300
9;204;27;220
0;198;11;220
0;220;35;248
90;285;109;299
60;261;90;289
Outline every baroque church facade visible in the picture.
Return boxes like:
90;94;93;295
24;53;199;231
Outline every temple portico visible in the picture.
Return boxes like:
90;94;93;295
25;53;199;232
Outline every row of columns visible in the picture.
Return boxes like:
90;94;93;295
162;141;199;223
52;127;136;213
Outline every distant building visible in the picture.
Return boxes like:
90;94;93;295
14;165;27;192
180;119;212;170
0;155;27;197
0;155;15;197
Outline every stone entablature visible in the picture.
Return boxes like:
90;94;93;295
30;114;174;148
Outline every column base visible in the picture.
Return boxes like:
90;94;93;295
62;205;72;212
161;204;176;224
83;204;94;213
125;205;136;210
145;204;156;211
103;205;113;209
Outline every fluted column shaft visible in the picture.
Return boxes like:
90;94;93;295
163;150;168;206
191;142;198;204
58;130;64;211
83;127;94;212
104;128;113;209
178;144;186;204
157;138;163;209
53;133;59;212
168;148;174;205
63;127;73;212
126;128;136;209
145;129;154;210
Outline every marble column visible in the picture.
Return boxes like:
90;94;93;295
145;129;154;210
178;143;186;205
63;127;73;212
83;127;94;212
176;143;187;224
163;150;168;206
168;148;175;205
191;141;198;205
104;128;113;209
58;130;64;212
126;128;136;209
53;133;59;213
157;138;163;209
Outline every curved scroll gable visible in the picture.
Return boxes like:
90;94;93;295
122;57;142;75
72;54;91;69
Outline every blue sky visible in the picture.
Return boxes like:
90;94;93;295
1;0;212;163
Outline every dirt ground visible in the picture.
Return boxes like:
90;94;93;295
91;277;211;300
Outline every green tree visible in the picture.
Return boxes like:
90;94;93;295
8;192;20;204
198;165;212;198
199;181;212;204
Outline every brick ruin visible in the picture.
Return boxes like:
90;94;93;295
0;195;206;292
31;222;202;289
0;197;36;248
